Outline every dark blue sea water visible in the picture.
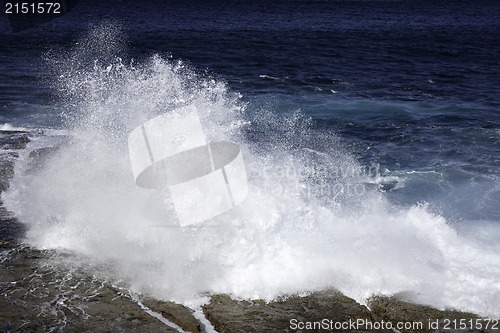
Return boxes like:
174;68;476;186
1;0;500;317
2;0;499;220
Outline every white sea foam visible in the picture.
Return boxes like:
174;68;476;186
3;24;500;317
0;123;29;132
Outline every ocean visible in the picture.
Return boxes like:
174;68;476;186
1;0;499;327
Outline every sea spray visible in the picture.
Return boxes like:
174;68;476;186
3;24;500;317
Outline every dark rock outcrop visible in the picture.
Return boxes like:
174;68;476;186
0;246;182;332
203;290;390;333
142;298;202;333
368;296;491;333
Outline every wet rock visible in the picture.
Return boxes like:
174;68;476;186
203;290;389;333
142;298;201;333
26;146;61;174
0;133;30;151
0;159;15;192
28;146;59;160
368;296;491;333
0;131;30;193
0;154;26;243
0;215;25;245
0;246;180;333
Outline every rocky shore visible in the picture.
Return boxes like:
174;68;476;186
0;130;497;332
